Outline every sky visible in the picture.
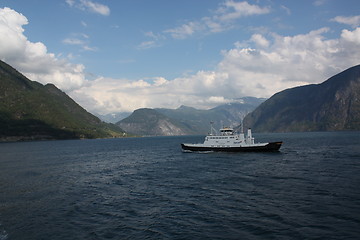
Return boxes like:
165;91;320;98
0;0;360;115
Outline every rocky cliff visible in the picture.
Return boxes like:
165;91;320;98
117;108;193;136
243;65;360;132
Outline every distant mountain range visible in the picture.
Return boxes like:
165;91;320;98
0;60;125;141
116;108;192;136
116;97;265;136
118;65;360;135
243;65;360;132
96;112;131;123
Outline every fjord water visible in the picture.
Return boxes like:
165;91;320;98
0;132;359;240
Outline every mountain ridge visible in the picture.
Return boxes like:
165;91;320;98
116;108;193;136
0;60;125;141
243;65;360;132
117;97;265;136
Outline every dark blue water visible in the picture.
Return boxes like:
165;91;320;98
0;132;359;239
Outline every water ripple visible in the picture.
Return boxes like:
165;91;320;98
0;133;359;239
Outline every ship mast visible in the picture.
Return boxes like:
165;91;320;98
240;120;244;134
210;121;216;135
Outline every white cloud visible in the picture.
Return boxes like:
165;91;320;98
66;0;110;16
80;0;110;16
0;7;87;91
82;45;97;51
71;71;232;114
207;96;232;104
165;21;201;39
72;27;360;114
250;34;270;48
66;0;75;7
313;0;327;6
138;31;166;49
137;40;157;50
218;0;270;21
63;38;85;45
331;15;360;28
217;27;360;97
62;33;96;51
164;0;270;39
341;27;360;43
136;31;166;50
280;5;291;15
140;1;271;48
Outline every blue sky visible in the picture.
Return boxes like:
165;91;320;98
1;0;360;114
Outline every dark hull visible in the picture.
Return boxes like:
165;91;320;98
181;142;282;152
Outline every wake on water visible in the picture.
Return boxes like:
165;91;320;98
0;224;7;240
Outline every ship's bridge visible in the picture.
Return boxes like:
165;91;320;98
220;127;234;136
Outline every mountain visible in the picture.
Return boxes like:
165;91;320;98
210;97;266;126
117;97;265;136
96;112;131;123
157;98;264;134
243;65;360;132
0;60;125;141
116;108;193;136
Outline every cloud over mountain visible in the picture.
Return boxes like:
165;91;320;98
1;5;360;115
73;26;360;114
0;7;87;91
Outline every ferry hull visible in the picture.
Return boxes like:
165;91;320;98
181;142;282;152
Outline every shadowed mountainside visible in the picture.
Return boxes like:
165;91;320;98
243;65;360;132
0;60;125;141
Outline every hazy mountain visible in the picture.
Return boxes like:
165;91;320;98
117;97;265;136
243;65;360;132
157;98;264;133
116;108;193;136
0;60;125;141
96;112;131;123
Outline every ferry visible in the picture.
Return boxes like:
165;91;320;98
181;125;282;152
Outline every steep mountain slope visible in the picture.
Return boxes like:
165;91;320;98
156;105;220;134
243;65;360;132
0;60;125;141
117;108;194;136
